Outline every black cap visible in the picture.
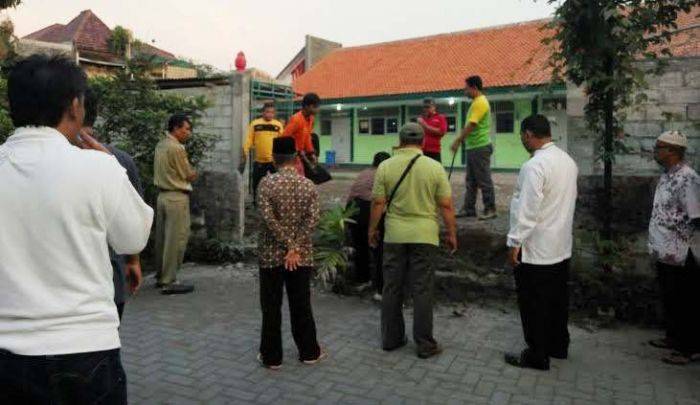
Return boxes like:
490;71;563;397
273;137;296;156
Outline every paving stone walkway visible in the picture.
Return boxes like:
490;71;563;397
120;264;700;405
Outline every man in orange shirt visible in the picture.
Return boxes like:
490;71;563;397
284;93;320;174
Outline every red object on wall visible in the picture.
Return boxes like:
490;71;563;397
235;51;247;71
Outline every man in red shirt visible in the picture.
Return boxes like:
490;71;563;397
418;99;448;163
284;93;320;175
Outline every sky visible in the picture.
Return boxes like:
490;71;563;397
4;0;558;76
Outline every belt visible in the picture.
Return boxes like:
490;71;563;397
158;188;191;195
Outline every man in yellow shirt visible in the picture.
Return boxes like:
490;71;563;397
154;114;197;295
451;75;496;220
240;102;284;204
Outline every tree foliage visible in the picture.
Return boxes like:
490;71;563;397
542;0;699;237
0;76;12;142
314;204;357;289
0;17;16;143
90;62;218;204
544;0;698;135
107;25;131;58
0;0;20;9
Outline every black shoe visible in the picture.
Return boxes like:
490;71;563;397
161;283;195;295
383;337;409;352
417;344;443;359
504;350;550;371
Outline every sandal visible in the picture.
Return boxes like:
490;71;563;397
302;350;328;365
257;353;282;370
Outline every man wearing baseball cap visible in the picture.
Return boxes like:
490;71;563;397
647;130;699;366
368;123;457;359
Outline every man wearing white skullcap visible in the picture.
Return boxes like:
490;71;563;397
647;130;699;365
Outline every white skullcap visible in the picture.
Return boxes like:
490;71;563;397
657;130;688;148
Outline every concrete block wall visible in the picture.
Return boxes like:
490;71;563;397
567;57;700;176
159;74;250;241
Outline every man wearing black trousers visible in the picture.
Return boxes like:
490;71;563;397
347;151;391;300
256;137;326;370
647;130;699;366
505;115;578;371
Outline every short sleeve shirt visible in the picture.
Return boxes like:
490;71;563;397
283;111;315;154
421;113;448;154
372;148;451;246
466;95;492;150
648;164;700;265
153;135;195;192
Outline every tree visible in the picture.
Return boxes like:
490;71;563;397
90;62;218;204
0;18;16;143
0;0;20;9
193;62;221;78
108;25;131;58
542;0;699;238
0;76;12;142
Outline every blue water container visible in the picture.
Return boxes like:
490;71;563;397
325;150;336;166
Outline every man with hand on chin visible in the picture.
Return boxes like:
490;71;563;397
0;55;152;404
505;115;578;371
256;137;326;370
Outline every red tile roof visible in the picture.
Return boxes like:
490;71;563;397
137;42;175;60
23;9;175;61
293;19;554;100
667;8;700;57
294;9;700;100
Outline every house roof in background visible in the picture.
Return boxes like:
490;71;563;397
293;19;554;99
23;9;176;61
667;8;700;57
294;8;700;100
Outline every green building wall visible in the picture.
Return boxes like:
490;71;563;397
314;86;563;169
491;99;533;169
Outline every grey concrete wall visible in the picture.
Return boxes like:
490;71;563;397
159;73;250;241
306;35;342;68
567;57;700;176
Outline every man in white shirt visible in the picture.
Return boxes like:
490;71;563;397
504;115;578;371
0;55;153;403
646;130;699;366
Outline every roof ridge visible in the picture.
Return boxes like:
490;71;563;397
73;10;95;44
23;22;65;39
337;17;552;52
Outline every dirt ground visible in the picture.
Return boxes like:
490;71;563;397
317;168;517;213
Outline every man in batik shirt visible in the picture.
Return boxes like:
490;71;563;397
647;130;700;366
256;137;326;370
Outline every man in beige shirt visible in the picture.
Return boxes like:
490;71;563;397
154;114;197;294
